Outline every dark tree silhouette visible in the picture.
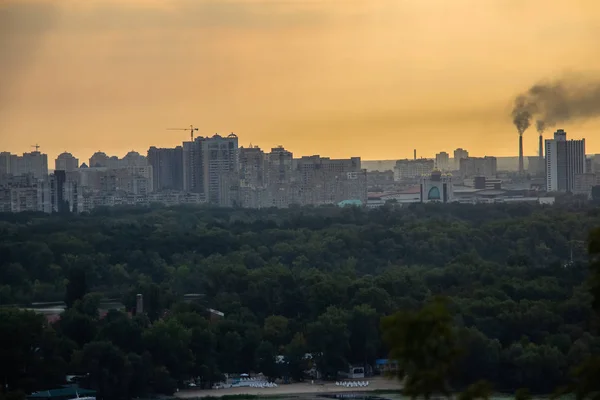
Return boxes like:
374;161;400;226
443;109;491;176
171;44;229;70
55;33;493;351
65;267;87;309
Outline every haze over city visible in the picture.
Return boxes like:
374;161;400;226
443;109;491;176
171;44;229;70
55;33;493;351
5;3;600;399
1;0;600;163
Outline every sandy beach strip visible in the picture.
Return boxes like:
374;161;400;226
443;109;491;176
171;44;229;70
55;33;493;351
175;377;403;399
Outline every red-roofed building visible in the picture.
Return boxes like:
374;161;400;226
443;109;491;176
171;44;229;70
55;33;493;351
367;186;421;208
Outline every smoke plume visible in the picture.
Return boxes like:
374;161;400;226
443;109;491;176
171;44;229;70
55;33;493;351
511;95;532;135
512;75;600;133
536;120;545;134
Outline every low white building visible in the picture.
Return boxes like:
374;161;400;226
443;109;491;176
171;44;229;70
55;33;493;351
75;190;206;213
453;187;555;205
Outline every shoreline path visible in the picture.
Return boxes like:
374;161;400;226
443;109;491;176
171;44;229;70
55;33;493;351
176;377;403;399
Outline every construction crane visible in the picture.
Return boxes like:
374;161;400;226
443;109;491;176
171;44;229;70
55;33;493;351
31;144;40;152
167;125;198;141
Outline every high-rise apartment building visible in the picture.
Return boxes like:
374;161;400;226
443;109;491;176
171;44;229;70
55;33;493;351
545;129;586;192
202;133;239;206
0;152;14;177
1;151;49;180
394;159;435;181
264;146;295;207
20;151;49;180
55;152;79;172
459;156;497;178
237;146;268;207
147;146;184;191
182;140;200;192
435;152;450;171
239;146;266;188
182;133;240;204
453;148;469;170
49;170;79;213
266;146;294;185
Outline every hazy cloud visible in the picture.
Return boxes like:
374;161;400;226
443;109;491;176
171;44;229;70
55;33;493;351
2;0;600;159
0;0;335;34
0;1;61;105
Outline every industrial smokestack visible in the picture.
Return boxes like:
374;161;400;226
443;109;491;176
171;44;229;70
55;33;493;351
518;134;524;174
538;134;543;159
414;149;416;160
136;293;143;315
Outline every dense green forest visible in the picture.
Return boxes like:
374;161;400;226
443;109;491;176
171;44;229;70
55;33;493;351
1;204;600;400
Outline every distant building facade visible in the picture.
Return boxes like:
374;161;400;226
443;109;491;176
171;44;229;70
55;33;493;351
453;148;469;170
66;165;153;196
19;151;49;180
0;151;49;181
238;146;267;208
295;156;367;206
435;152;450;171
592;155;600;174
0;174;51;213
463;176;502;190
459;156;497;178
527;156;545;176
545;129;586;192
366;170;395;191
181;133;239;205
265;146;295;208
89;151;147;169
239;146;266;189
573;173;599;197
147;146;184;191
394;159;434;181
0;152;12;177
266;146;294;186
75;191;205;213
182;140;201;193
202;133;239;206
585;158;593;174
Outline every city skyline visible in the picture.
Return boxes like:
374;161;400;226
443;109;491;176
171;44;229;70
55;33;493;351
2;0;600;161
0;128;594;172
3;125;599;214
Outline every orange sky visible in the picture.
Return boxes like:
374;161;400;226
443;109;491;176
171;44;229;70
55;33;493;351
1;0;599;164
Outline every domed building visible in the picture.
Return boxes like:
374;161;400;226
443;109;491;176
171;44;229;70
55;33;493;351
89;151;109;168
420;169;454;203
122;151;147;167
55;152;79;172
